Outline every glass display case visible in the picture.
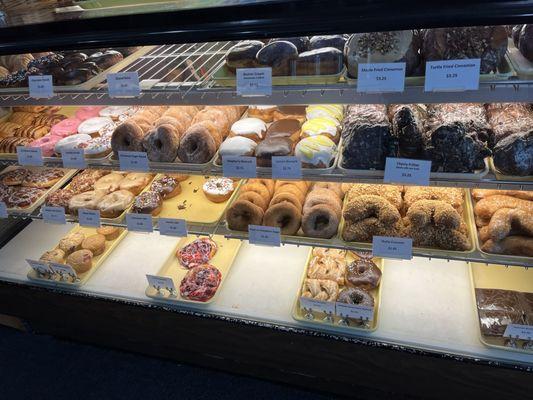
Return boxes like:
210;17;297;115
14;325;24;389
0;1;531;397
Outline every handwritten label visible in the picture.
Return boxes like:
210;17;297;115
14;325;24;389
126;213;153;233
78;208;101;228
118;151;149;172
107;72;141;98
28;75;54;98
222;156;257;178
236;67;272;96
272;156;302;179
61;148;86;169
17;147;44;166
26;259;50;275
146;274;177;295
335;302;374;321
248;225;281;247
425;59;480;91
0;201;7;218
50;263;78;280
357;62;406;92
383;157;431;186
504;324;533;340
41;206;66;224
372;236;413;260
300;297;336;315
158;218;187;237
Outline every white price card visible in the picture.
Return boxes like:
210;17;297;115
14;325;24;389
17;146;44;166
0;201;7;218
118;150;149;172
425;59;480;91
504;324;533;340
61;148;86;169
271;156;302;179
28;75;54;98
158;218;188;237
299;297;336;315
146;274;177;295
372;236;413;260
50;263;78;280
126;213;153;233
383;157;431;186
248;225;281;247
335;302;374;321
78;208;101;228
222;156;257;178
26;259;50;275
236;67;272;96
107;72;141;98
357;62;406;93
41;206;66;224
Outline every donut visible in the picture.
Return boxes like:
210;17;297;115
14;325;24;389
346;258;382;290
131;191;162;216
303;188;342;217
179;264;222;302
337;287;374;308
142;125;180;162
301;204;339;239
311;182;343;199
1;168;30;186
248;105;277;123
77;136;111;158
81;234;106;256
226;199;264;231
68;190;106;215
248;179;275;197
97;190;134;218
176;237;217;269
54;134;91;155
50;117;82;138
29;135;61;157
275;180;308;195
111;121;145;155
229;118;267;142
240;182;271;201
22;169;64;188
269;191;302;210
99;106;133;120
263;201;301;235
238;191;268;211
5;187;45;208
275;184;306;204
150;175;181;199
94;173;124;193
202;178;234;203
177;125;217;164
77;117;114;137
119;172;153;195
75;106;105;121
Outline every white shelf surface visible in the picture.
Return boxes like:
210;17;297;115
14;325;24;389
0;220;531;367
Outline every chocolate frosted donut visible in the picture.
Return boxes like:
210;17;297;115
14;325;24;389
263;201;301;235
301;204;339;239
254;137;293;167
143;124;180;162
177;125;217;164
131;191;162;216
337;287;374;307
111;121;145;155
226;199;264;231
346;259;382;290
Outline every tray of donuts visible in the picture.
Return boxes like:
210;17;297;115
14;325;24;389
339;184;477;256
212;105;343;174
225;180;347;243
109;105;246;170
471;189;533;263
0;166;77;214
27;225;127;287
292;247;383;332
145;235;241;304
43;169;156;224
126;175;241;226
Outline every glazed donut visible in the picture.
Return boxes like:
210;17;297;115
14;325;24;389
177;125;217;164
269;191;302;210
94;173;124;193
240;182;271;201
303;188;342;217
488;208;533;241
119;172;153;195
238;191;268;211
142;124;180;162
97;190;134;218
226;199;264;231
311;182;343;199
263;201;301;235
111;121;145;155
68;190;106;215
337;287;374;308
346;258;382;289
301;204;340;239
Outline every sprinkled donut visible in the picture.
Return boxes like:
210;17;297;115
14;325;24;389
345;257;382;290
337;287;374;308
202;178;234;203
176;237;218;269
54;134;91;155
77;116;114;137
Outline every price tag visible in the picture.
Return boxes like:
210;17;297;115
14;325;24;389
158;218;187;237
372;236;412;260
50;263;78;280
0;201;7;218
248;225;281;247
504;324;533;340
26;259;50;275
299;297;336;315
146;274;177;295
41;206;66;224
383;157;431;186
28;75;54;98
78;208;101;228
425;59;480;91
17;146;44;166
271;156;302;179
222;156;257;178
61;148;86;169
118;151;149;172
335;302;374;321
107;72;141;98
356;62;406;92
126;213;153;233
236;67;272;96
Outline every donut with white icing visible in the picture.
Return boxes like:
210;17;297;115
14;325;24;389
55;134;92;155
229;118;267;142
202;177;234;203
78;116;114;137
217;136;257;163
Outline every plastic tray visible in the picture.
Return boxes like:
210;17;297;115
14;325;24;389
145;234;242;304
506;38;533;80
292;247;383;332
488;158;533;182
27;224;127;287
469;262;533;355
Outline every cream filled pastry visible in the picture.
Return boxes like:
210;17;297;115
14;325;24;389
295;135;336;168
218;136;257;161
229;117;267;142
305;105;343;122
301;117;340;143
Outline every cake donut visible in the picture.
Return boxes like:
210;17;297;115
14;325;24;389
77;117;114;137
177;237;217;269
142;124;180;162
345;258;382;290
302;188;342;217
150;175;181;199
240;182;271;201
131;191;162;216
301;204;340;239
111;121;145;155
202;177;234;203
97;190;134;218
177;124;217;164
263;201;301;235
54;134;91;155
238;191;268;211
226;199;264;231
337;287;374;308
229;118;267;142
270;191;303;210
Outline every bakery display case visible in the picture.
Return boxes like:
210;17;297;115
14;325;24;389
0;2;532;397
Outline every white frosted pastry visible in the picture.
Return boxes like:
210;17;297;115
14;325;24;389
77;116;114;137
229;117;267;142
55;134;92;155
99;106;133;120
305;105;344;122
218;136;257;160
295;135;336;168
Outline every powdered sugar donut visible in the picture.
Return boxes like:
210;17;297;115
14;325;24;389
55;134;91;155
29;135;62;157
78;116;114;137
50;118;82;138
75;106;105;121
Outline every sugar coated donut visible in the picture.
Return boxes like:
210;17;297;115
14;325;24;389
142;124;180;162
263;201;301;235
226;199;264;231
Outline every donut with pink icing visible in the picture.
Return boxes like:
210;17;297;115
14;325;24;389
29;135;62;157
75;106;105;121
50;118;82;138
